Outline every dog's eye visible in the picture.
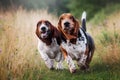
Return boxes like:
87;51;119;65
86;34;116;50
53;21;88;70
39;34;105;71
70;16;74;20
60;17;64;20
37;21;42;27
45;21;50;26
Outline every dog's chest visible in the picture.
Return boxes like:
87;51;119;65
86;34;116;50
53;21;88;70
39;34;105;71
62;29;87;60
39;38;60;58
62;39;86;59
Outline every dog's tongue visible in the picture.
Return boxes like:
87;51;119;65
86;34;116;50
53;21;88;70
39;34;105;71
42;31;46;34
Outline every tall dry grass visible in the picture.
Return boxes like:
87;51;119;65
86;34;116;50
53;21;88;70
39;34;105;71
91;11;120;65
0;8;58;80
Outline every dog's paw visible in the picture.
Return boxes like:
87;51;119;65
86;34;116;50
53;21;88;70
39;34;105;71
69;67;76;73
56;63;63;70
45;59;54;70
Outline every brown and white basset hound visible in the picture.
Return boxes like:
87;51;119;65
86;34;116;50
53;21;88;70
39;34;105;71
58;12;95;73
36;20;64;70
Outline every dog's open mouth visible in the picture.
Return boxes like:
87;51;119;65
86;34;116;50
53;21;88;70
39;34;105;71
41;30;47;34
41;31;48;38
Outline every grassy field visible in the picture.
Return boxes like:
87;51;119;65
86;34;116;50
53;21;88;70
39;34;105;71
0;8;120;80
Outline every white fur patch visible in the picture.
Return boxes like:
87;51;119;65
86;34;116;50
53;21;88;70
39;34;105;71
39;24;49;32
38;38;64;69
56;61;63;70
81;11;86;21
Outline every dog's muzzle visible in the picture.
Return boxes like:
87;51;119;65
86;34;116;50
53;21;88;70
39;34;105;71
41;26;47;33
64;22;70;30
64;22;70;27
40;26;49;38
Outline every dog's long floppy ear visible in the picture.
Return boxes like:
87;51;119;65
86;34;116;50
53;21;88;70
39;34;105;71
46;20;56;37
36;21;41;38
47;20;62;45
46;20;54;31
58;16;63;33
73;19;80;37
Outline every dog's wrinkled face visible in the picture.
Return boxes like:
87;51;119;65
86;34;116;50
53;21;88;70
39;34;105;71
36;20;53;39
58;13;79;34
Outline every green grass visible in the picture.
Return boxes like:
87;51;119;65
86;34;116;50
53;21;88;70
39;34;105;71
20;60;120;80
20;52;120;80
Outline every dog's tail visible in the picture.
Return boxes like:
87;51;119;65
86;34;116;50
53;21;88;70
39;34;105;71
81;11;87;32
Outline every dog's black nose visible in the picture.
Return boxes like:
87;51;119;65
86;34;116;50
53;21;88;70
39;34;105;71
41;27;46;31
64;22;70;27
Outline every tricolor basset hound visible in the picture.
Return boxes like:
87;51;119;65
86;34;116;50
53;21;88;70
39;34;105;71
58;12;95;73
36;20;64;70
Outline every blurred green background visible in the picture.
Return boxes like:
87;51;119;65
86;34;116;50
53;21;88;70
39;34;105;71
0;0;120;20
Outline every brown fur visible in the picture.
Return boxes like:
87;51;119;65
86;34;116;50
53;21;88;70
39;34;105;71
36;20;61;45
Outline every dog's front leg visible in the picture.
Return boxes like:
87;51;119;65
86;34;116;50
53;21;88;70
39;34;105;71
38;48;54;70
60;46;76;73
55;52;64;70
66;55;76;73
40;53;54;70
44;59;54;70
56;61;63;70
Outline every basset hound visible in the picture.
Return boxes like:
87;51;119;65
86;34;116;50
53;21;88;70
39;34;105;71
58;12;95;73
36;20;64;70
